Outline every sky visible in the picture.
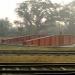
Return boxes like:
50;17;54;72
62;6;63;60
0;0;25;22
0;0;73;23
51;0;73;4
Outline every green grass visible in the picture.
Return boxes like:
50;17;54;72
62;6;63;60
0;44;75;51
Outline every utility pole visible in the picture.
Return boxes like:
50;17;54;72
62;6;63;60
56;21;64;46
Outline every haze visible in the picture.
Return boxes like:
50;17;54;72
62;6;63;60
0;0;73;22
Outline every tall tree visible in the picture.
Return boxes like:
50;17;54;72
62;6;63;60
0;18;12;37
15;0;59;35
61;1;75;35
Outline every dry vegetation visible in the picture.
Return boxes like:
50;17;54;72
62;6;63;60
0;55;75;63
0;45;75;63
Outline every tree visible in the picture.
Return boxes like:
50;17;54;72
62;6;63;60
61;1;75;35
15;0;59;35
0;18;12;37
14;20;26;36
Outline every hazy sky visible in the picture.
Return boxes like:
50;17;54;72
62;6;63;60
51;0;73;4
0;0;25;22
0;0;73;22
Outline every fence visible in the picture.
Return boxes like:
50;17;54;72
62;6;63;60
24;35;75;46
1;35;75;46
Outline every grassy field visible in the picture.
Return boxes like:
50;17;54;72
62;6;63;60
0;44;75;51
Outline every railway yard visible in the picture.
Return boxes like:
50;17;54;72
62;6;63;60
0;35;75;74
1;0;75;74
0;45;75;74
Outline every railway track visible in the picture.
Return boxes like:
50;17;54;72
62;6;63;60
0;50;75;55
0;63;75;75
0;50;75;74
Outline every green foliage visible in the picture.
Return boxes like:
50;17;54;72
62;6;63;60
15;0;59;35
1;0;75;37
62;1;75;35
0;18;12;37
